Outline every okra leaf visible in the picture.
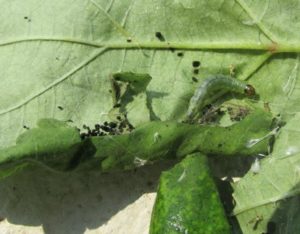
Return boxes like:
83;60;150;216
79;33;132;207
0;119;81;179
0;0;299;233
150;153;231;234
0;109;273;177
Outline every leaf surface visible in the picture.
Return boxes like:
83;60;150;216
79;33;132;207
0;0;300;233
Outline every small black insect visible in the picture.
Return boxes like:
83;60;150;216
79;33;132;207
177;52;184;57
126;37;132;43
192;77;198;82
100;125;111;132
193;69;199;75
113;103;121;108
109;122;117;128
155;32;165;42
192;61;201;67
24;16;31;22
80;133;87;140
91;130;98;136
23;125;30;130
57;106;64;110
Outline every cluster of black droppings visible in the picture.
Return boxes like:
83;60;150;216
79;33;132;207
227;107;249;121
192;60;201;79
155;32;165;42
79;117;135;140
200;105;224;124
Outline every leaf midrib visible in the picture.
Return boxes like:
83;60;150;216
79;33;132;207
0;37;299;52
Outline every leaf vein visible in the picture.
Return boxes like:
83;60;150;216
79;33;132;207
0;47;107;116
235;0;278;43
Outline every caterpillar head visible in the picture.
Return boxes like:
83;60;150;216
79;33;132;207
244;84;256;96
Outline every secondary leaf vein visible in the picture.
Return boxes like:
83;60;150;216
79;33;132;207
0;47;107;116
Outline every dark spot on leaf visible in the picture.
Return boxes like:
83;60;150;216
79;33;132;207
126;37;132;43
193;69;199;74
113;103;121;108
23;125;29;130
24;16;31;22
218;143;223;148
192;77;198;82
155;32;165;41
91;130;98;136
177;52;184;57
109;122;117;128
80;133;87;140
128;123;135;130
57;106;64;110
100;125;111;132
192;61;201;67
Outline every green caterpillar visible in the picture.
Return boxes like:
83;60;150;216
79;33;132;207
186;75;255;122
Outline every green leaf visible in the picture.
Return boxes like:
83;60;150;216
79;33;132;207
0;119;81;178
233;114;300;234
0;109;273;176
150;153;231;234
0;0;300;233
1;0;299;147
110;72;152;124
